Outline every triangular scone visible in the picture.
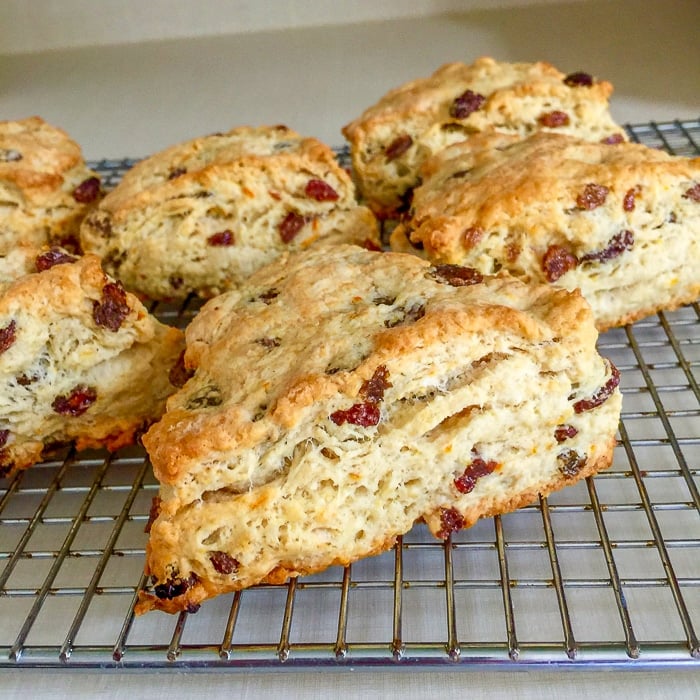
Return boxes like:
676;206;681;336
137;245;620;614
80;125;379;300
0;116;102;254
0;250;184;478
342;56;626;218
390;131;700;331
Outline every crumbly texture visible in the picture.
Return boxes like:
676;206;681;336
0;116;102;254
390;131;700;331
80;124;380;300
342;56;626;218
137;244;621;614
0;252;184;478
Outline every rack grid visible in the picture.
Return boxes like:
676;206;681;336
0;119;698;671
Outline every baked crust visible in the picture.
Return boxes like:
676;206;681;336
0;251;184;478
137;245;621;614
0;116;102;253
342;56;625;218
390;131;700;330
80;125;379;300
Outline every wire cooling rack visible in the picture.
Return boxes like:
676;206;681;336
0;119;699;671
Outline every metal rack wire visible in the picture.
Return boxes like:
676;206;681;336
0;119;698;671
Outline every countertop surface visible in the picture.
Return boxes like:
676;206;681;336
1;2;699;698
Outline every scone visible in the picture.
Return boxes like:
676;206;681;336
0;250;184;479
80;124;380;300
390;131;700;331
0;116;102;253
342;56;626;218
136;245;621;614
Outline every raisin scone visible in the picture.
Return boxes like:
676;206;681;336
390;131;700;331
0;250;184;479
136;244;621;614
342;56;626;219
0;116;102;254
80;124;380;300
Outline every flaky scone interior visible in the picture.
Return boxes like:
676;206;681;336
137;245;621;614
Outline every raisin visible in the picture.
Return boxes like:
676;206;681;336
72;176;101;203
145;496;161;533
601;133;625;145
35;247;78;271
167;167;187;180
256;336;281;348
330;402;380;427
0;148;22;162
0;452;15;478
554;424;578;443
454;455;498;494
169;275;184;290
16;373;37;386
305;179;339;201
362;238;382;252
373;295;396;306
450;89;485;118
186;385;223;409
463;226;484;248
91;215;113;239
576;183;609;210
563;71;593;87
683;183;700;202
623;187;639;212
430;264;483;287
52;385;97;416
93;281;130;332
169;350;194;388
207;230;235;246
0;320;17;355
209;551;239;575
385;134;413;161
542;245;577;282
573;362;620;413
257;288;279;304
360;365;392;404
154;572;199;600
0;429;9;448
538;110;570;128
580;230;634;263
437;507;465;539
279;212;307;243
557;449;587;478
384;302;425;328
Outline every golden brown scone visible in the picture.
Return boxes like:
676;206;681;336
342;56;626;218
0;116;102;253
0;250;184;478
390;131;700;331
80;124;380;300
136;245;621;614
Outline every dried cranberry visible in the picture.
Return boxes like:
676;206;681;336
330;402;380;427
209;551;239;575
542;245;578;282
683;183;700;202
563;71;593;87
207;230;235;246
279;212;308;243
437;507;465;539
623;187;639;212
0;429;9;448
169;350;194;388
454;456;498;494
35;248;78;271
557;449;587;478
538;110;570;128
385;134;413;162
93;281;130;332
573;362;620;413
168;167;187;180
463;226;484;248
145;496;161;533
0;452;14;478
154;573;198;600
52;385;97;416
554;424;578;443
450;89;485;118
362;238;382;252
72;176;101;203
305;179;339;202
580;230;634;263
0;320;17;355
430;264;483;287
576;183;609;210
601;133;625;145
360;365;392;404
